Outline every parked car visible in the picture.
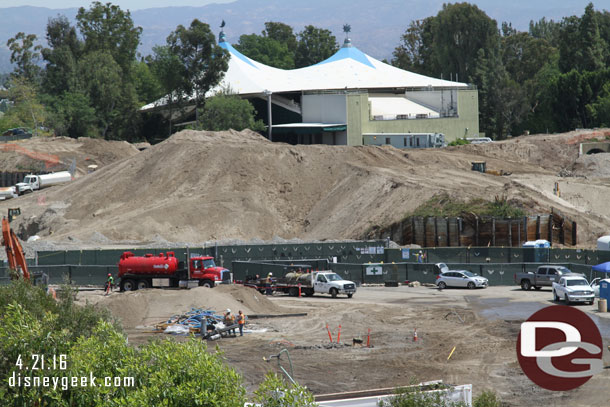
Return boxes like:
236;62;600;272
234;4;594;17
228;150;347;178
514;265;579;290
436;270;488;289
552;275;595;305
2;127;31;137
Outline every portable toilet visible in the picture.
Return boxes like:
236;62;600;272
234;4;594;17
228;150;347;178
600;279;610;304
597;236;610;251
523;240;550;263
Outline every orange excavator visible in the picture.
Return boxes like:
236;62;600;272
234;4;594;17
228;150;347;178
2;217;30;281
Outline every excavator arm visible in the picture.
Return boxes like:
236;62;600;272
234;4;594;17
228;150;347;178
2;217;29;281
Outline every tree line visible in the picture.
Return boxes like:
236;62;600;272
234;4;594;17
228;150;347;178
392;2;610;138
1;1;609;141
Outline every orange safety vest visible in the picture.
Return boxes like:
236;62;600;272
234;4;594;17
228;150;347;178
238;313;245;325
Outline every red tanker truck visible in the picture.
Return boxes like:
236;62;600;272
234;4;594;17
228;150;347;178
118;251;231;291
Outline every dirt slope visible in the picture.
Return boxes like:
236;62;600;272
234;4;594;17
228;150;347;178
0;136;140;176
2;128;610;247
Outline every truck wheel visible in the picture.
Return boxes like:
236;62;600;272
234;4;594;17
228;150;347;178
137;279;150;290
330;288;338;298
289;287;299;297
564;295;570;305
347;293;353;298
521;280;531;290
467;282;475;289
121;279;135;292
590;298;595;306
304;288;314;297
199;280;214;288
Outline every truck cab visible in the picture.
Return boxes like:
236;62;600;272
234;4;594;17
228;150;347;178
553;275;595;305
15;175;39;194
313;272;356;298
189;256;231;287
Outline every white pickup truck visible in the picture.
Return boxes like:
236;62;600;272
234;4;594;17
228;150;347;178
273;271;357;298
552;275;595;305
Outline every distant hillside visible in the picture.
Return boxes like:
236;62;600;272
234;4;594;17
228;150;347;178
0;0;601;73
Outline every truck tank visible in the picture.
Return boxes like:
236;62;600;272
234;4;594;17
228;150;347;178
118;252;180;277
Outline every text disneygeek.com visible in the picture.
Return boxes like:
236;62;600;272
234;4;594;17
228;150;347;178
9;372;135;390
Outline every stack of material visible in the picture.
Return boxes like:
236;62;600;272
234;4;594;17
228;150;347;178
155;308;226;335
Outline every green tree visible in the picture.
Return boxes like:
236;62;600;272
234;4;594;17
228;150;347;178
295;25;338;68
580;2;606;72
587;82;610;126
6;32;42;82
148;44;185;136
76;1;142;75
235;34;295;69
425;3;499;82
391;19;427;74
167;19;229;128
199;93;265;132
1;77;47;135
45;91;97;138
78;51;124;138
133;60;162;105
41;16;82;96
264;22;298;51
529;17;560;45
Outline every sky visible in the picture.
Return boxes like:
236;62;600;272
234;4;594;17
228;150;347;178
0;0;235;9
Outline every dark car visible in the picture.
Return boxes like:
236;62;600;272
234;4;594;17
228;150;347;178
2;127;31;137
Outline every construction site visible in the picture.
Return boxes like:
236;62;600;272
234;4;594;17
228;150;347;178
2;128;610;406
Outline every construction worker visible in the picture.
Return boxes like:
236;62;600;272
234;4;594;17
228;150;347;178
224;309;236;336
105;273;114;295
237;310;246;336
265;272;273;295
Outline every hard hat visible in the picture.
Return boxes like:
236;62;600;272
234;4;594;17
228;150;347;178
108;273;112;276
268;272;273;276
226;309;231;313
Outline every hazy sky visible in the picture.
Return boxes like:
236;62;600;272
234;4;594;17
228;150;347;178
0;0;236;9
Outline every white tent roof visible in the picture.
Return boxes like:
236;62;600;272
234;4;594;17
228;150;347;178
142;38;468;110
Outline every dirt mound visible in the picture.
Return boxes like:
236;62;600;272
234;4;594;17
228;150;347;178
572;153;610;177
3;128;610;246
83;285;281;329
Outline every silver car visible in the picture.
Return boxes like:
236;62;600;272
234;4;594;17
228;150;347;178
436;270;488;289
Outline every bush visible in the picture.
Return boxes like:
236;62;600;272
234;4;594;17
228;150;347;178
406;193;525;218
448;138;470;146
474;390;502;407
254;373;316;407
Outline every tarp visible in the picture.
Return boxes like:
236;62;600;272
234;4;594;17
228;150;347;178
592;262;610;273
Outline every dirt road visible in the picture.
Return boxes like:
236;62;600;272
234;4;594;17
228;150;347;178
79;285;610;406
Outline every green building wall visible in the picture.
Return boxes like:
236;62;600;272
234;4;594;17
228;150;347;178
346;89;479;146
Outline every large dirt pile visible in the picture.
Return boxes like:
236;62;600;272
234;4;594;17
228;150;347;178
80;285;281;329
2;128;610;246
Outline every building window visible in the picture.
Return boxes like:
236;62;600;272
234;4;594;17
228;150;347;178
385;137;390;144
409;137;413;147
416;138;420;147
404;138;407;146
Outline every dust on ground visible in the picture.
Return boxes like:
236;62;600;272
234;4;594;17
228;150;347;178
3;128;610;248
77;285;610;407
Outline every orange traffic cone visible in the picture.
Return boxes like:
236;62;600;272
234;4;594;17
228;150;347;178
413;329;418;342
